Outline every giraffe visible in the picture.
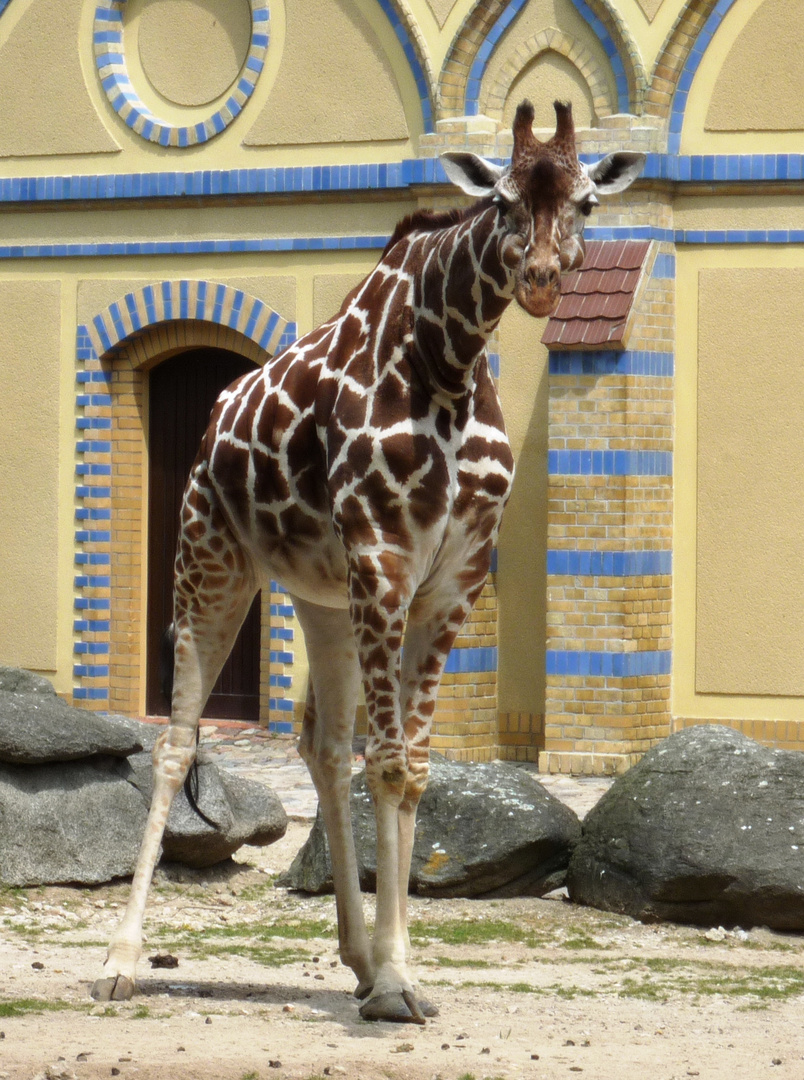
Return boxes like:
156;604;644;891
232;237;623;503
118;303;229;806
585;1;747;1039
91;100;644;1023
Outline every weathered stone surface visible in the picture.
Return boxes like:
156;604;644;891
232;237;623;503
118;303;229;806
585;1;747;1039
0;667;58;695
281;757;580;897
123;751;287;868
567;725;804;930
0;687;144;764
0;758;148;886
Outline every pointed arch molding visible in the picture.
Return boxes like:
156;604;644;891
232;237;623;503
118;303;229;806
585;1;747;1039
648;0;737;137
377;0;437;132
479;27;617;122
73;279;295;710
439;0;646;119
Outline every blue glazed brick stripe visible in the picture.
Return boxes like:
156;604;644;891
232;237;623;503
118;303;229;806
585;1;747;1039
547;550;672;576
74;322;113;706
548;450;672;477
548;350;673;376
0;237;390;260
4;230;803;261
546;650;672;677
668;0;738;155
443;647;498;674
374;0;433;132
3;156;804;209
94;0;269;147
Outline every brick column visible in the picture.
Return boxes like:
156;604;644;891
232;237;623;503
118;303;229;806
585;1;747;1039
540;247;675;775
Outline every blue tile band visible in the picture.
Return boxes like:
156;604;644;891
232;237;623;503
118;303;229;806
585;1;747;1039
548;350;673;376
548;450;672;476
94;0;270;147
547;550;672;576
546;649;672;677
443;647;498;674
3;155;804;208
2;228;801;263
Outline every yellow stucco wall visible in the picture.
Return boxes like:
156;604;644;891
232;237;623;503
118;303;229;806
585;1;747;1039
0;280;63;672
681;0;804;153
675;247;804;725
696;266;804;698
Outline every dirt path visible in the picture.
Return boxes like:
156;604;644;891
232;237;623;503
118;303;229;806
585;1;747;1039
3;815;804;1080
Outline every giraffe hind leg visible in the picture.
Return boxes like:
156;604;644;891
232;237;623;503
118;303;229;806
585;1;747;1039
92;491;257;1001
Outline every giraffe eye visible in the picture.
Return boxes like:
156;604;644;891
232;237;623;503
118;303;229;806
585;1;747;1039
580;200;595;217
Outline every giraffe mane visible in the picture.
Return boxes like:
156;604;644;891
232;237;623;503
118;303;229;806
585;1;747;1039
382;197;496;258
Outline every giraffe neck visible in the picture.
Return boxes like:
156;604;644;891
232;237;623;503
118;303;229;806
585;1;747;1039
409;203;514;398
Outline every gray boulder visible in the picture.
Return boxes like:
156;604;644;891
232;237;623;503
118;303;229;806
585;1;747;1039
0;685;145;764
567;725;804;930
281;757;580;897
0;668;287;884
123;750;287;868
0;667;59;695
0;757;149;886
0;752;287;885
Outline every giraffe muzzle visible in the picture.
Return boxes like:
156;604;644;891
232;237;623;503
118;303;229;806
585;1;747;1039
515;261;562;317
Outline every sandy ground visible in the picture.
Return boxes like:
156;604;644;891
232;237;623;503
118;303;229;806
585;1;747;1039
3;735;804;1080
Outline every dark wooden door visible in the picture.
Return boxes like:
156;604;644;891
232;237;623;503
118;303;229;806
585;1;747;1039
146;348;260;720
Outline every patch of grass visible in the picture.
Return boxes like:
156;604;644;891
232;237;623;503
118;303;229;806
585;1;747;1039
154;918;333;944
241;1072;260;1080
0;998;73;1018
561;934;605;950
408;918;546;949
424;957;494;969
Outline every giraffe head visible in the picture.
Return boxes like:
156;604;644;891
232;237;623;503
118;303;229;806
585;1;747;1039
441;100;645;317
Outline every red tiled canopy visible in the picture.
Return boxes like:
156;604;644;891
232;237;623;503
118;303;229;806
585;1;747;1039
541;240;650;349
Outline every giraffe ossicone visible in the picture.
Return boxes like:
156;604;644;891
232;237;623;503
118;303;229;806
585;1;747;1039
91;100;644;1022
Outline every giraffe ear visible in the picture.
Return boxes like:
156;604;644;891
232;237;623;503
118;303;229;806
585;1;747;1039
587;152;646;195
440;152;505;197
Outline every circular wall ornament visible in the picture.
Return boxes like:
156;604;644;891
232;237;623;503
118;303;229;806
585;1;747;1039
94;0;269;147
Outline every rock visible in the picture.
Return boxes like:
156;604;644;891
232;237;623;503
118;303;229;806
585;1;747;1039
0;740;286;885
0;690;144;764
281;757;580;897
0;758;148;885
0;667;58;695
567;725;804;930
123;751;287;868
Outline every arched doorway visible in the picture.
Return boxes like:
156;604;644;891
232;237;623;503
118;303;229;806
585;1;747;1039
146;347;261;720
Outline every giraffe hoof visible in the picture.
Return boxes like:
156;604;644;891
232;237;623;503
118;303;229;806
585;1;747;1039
359;990;431;1025
90;975;136;1002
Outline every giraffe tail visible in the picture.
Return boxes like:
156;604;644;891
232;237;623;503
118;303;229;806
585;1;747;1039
159;623;175;704
160;622;220;831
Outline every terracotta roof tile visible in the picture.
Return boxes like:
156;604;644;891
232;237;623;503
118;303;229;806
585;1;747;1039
541;240;650;350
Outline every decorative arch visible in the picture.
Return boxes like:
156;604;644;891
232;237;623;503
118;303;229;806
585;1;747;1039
438;0;646;120
646;0;737;134
87;279;292;361
94;0;270;147
73;281;295;715
478;27;617;123
376;0;438;132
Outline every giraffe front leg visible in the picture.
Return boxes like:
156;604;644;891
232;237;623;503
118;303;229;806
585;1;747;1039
91;724;196;1001
362;592;481;1021
291;596;374;997
346;560;428;1023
